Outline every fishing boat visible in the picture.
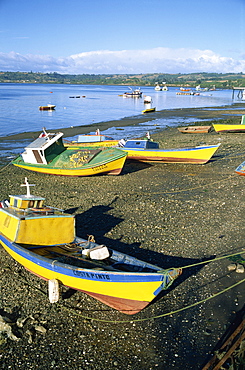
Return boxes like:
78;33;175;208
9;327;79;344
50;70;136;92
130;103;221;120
142;107;156;114
235;161;245;176
0;178;182;314
117;137;221;164
213;121;245;133
65;129;119;148
12;131;127;176
154;83;162;91
123;87;142;97
178;126;212;134
144;95;152;104
39;104;56;111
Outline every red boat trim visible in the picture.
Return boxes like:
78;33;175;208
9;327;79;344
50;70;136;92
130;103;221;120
127;156;208;164
24;268;150;314
79;289;150;315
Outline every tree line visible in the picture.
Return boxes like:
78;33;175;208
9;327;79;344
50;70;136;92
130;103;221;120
0;71;245;88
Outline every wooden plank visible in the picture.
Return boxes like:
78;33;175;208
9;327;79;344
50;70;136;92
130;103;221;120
202;318;245;370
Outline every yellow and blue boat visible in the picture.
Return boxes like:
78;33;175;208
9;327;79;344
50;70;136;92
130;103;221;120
213;124;245;133
12;131;127;176
0;178;182;314
117;139;221;164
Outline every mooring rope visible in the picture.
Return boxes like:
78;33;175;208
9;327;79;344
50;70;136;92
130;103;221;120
6;249;244;324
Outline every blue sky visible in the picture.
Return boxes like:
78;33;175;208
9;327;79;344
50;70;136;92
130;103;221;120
0;0;244;74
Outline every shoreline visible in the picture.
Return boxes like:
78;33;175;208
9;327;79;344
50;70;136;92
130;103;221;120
0;105;245;369
1;103;245;142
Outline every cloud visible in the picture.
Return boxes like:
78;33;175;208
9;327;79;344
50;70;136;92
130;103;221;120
0;47;244;74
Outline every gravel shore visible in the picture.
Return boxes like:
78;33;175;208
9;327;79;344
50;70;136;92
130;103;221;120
0;108;245;369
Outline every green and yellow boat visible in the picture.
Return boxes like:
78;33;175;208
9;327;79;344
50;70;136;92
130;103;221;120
12;131;127;176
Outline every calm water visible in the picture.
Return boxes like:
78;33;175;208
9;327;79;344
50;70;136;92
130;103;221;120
0;83;240;137
0;83;243;159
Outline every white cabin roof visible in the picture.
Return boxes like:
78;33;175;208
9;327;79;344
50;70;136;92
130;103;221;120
25;132;64;151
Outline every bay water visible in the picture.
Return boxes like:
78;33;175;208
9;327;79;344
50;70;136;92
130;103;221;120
0;83;243;159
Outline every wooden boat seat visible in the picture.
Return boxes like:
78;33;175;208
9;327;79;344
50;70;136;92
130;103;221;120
30;207;55;214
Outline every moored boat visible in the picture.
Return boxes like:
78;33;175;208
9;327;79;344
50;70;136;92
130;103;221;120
0;178;182;314
117;137;221;164
154;83;162;91
213;123;245;133
142;107;156;114
123;87;142;97
12;131;127;176
178;126;212;134
39;104;56;111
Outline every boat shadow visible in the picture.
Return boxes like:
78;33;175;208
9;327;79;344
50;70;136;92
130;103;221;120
64;204;214;302
121;159;152;174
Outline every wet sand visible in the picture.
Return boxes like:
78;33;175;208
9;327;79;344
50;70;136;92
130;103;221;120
1;103;245;142
0;106;245;369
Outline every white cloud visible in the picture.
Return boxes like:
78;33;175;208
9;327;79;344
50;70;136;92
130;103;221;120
0;47;245;74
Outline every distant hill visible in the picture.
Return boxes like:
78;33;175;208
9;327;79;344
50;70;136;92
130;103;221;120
0;71;245;89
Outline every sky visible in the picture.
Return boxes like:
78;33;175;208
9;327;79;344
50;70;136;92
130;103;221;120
0;0;245;75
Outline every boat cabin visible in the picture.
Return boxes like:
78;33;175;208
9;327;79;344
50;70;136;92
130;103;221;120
123;140;159;149
77;134;113;143
0;178;75;245
9;193;45;210
21;132;65;165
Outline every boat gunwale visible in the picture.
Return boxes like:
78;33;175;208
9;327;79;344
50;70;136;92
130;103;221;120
0;234;175;280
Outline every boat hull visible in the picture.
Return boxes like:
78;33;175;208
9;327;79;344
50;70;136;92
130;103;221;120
178;126;212;134
213;124;245;133
142;108;156;114
39;105;55;111
235;161;245;176
0;235;181;314
12;149;127;177
120;144;221;164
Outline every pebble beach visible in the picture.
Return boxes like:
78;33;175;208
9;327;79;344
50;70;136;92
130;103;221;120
0;105;245;369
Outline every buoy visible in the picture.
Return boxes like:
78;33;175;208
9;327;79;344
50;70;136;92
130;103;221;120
48;279;59;303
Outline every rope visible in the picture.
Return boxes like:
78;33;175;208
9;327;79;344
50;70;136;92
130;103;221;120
59;277;245;324
0;161;13;172
6;249;245;324
178;249;245;270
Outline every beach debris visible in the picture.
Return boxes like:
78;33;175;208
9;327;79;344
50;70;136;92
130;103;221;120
0;315;20;341
25;329;34;344
227;263;237;272
227;263;244;273
236;264;244;273
34;325;47;335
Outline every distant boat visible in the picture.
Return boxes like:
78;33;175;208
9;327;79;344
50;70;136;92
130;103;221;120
180;87;191;91
162;83;168;91
176;92;199;96
142;107;156;114
123;87;142;97
155;83;162;91
12;130;127;176
144;95;152;104
178;126;212;134
39;104;56;111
